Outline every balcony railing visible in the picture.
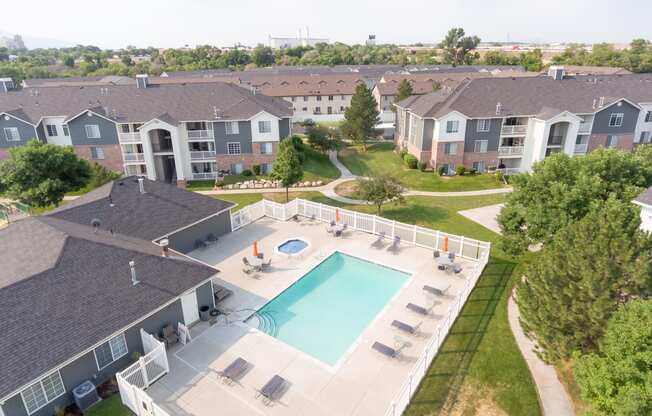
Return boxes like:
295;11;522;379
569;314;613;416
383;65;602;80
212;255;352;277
497;146;524;156
190;150;216;160
578;123;592;134
119;132;141;143
192;172;218;180
187;130;214;140
574;143;588;153
123;153;145;162
500;125;528;135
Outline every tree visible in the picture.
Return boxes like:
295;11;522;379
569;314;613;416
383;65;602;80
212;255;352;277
306;124;341;153
63;55;75;67
574;300;652;416
0;140;92;208
252;45;275;67
270;139;303;202
356;174;405;215
516;199;652;363
440;28;480;66
498;149;652;255
392;79;413;111
341;83;380;151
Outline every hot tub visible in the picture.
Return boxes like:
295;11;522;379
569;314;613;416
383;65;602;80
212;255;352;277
275;238;309;256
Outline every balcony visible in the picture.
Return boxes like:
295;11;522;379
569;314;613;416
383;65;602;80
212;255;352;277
192;172;218;180
574;143;588;153
494;167;522;175
500;125;528;136
497;146;524;156
578;122;592;134
119;132;142;143
187;130;214;140
190;151;216;160
123;153;145;163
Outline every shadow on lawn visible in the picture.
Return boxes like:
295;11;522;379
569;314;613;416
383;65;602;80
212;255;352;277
404;258;515;415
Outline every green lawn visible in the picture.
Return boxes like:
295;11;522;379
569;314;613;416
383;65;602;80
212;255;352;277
86;395;132;416
338;143;506;192
212;191;540;415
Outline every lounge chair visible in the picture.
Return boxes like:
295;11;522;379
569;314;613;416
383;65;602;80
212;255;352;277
218;357;250;384
423;285;450;296
160;324;178;347
207;233;218;245
256;375;288;405
214;286;234;303
261;258;272;271
372;231;386;247
406;302;433;316
391;320;422;335
194;239;207;250
372;341;407;358
387;236;401;252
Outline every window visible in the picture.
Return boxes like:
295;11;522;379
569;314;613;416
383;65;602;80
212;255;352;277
227;142;241;155
607;135;619;148
341;95;345;100
441;163;455;175
46;124;58;137
608;113;624;127
645;111;652;123
472;161;486;173
62;125;70;136
85;124;101;139
444;143;457;155
446;120;459;133
302;107;308;112
303;96;308;102
476;119;490;132
328;95;333;101
90;147;105;160
94;333;128;370
231;163;243;174
327;106;333;114
640;131;652;143
20;372;65;415
291;97;296;102
258;120;272;134
120;124;131;133
314;107;321;114
316;96;322;101
340;106;345;112
474;140;488;153
225;121;239;135
260;142;273;154
261;162;273;174
4;127;20;142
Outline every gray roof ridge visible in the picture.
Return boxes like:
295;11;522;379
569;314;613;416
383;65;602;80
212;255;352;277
46;181;116;215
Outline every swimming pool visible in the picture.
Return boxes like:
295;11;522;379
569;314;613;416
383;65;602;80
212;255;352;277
250;252;409;365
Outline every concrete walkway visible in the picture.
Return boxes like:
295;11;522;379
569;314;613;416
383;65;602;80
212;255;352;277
458;203;504;234
508;295;574;416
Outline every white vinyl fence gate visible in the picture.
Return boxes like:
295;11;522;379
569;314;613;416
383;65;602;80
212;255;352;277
116;329;171;416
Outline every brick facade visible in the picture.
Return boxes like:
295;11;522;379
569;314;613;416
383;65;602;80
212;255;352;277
587;133;635;152
462;151;499;171
216;142;278;172
0;148;9;160
432;141;465;170
73;144;123;173
407;141;431;164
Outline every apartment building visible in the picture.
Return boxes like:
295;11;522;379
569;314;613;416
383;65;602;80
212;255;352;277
0;76;292;184
394;68;652;174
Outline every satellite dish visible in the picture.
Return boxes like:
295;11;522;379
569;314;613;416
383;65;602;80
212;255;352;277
91;218;101;232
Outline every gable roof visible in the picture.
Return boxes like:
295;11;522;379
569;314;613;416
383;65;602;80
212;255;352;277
634;186;652;207
48;177;236;241
0;214;218;400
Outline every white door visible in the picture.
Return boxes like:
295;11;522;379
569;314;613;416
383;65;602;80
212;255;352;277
181;291;199;325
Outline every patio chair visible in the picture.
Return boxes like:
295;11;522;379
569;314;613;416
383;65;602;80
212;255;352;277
448;252;456;261
423;285;450;297
261;258;272;271
256;252;265;259
406;302;433;316
214;286;234;303
433;250;440;258
387;236;401;252
194;239;207;250
218;357;250;384
255;375;288;406
206;233;218;245
371;341;407;359
160;324;178;347
453;265;463;274
391;320;422;335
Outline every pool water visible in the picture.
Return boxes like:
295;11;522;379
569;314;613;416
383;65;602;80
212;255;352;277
277;239;308;254
252;252;409;365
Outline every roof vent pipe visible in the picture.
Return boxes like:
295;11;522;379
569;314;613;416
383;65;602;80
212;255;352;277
592;98;597;109
599;96;605;107
160;238;169;257
138;177;145;194
495;102;502;116
129;261;139;286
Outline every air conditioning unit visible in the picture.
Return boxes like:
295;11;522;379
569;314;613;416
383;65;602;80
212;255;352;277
72;380;100;411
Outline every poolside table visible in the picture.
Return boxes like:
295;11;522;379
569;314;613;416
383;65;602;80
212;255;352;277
248;257;263;269
435;256;453;269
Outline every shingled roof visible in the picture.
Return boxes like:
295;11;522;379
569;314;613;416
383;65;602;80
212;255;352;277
48;177;236;241
634;186;652;207
0;214;218;399
0;81;292;125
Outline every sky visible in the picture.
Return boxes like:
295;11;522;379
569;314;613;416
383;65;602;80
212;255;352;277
2;0;651;49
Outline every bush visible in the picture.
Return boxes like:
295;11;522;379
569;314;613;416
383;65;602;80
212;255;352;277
252;164;261;175
495;171;505;182
418;162;427;172
403;154;418;169
455;165;466;176
241;169;253;177
468;168;477;175
287;134;306;163
438;166;447;176
398;149;407;159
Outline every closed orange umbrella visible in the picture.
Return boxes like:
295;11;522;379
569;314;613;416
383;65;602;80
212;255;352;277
443;236;449;253
253;240;258;257
335;208;340;223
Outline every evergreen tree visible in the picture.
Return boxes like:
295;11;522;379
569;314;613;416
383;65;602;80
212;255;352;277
574;300;652;416
440;27;481;66
270;139;303;202
392;79;413;112
516;199;652;363
341;83;380;151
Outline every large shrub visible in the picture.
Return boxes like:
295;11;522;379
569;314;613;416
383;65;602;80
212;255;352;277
403;154;418;169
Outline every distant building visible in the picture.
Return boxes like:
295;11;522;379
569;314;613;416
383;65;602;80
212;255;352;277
366;35;376;46
268;30;328;49
633;187;652;233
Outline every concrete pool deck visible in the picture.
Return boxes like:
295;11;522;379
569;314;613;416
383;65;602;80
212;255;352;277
148;216;483;415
